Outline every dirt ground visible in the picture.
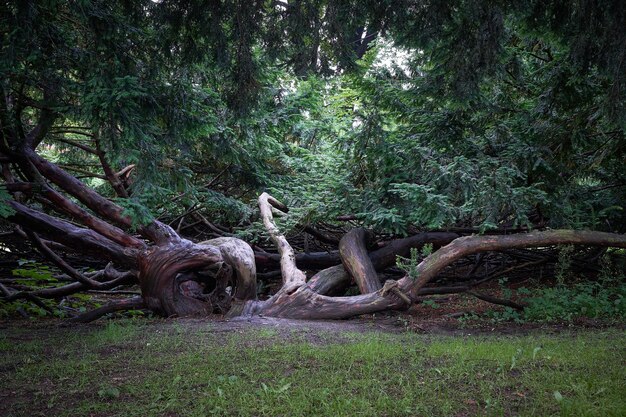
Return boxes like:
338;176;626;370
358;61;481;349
2;290;621;339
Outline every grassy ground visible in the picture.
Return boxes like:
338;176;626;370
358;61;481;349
0;318;624;417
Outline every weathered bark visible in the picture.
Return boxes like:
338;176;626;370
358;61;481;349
339;228;380;293
369;232;459;268
137;241;224;317
8;200;139;268
234;204;626;319
228;194;407;319
4;149;626;325
396;230;626;300
254;232;458;271
4;146;254;319
235;285;402;319
307;231;459;296
22;147;178;245
306;265;350;296
201;237;257;300
258;192;307;287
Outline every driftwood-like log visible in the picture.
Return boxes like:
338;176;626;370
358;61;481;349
397;230;626;300
234;227;626;320
258;192;307;287
306;265;351;296
307;231;459;296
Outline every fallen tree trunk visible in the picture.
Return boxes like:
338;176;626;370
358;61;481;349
229;194;626;320
2;131;257;320
4;140;626;323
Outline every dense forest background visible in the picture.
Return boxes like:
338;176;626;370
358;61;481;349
0;0;625;320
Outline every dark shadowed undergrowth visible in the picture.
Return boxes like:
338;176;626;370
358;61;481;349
0;318;624;417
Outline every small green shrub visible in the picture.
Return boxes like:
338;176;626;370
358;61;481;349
522;281;626;322
480;279;626;324
396;244;433;281
421;299;439;309
486;307;525;324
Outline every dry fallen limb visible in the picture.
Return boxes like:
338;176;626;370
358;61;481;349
254;251;342;270
0;281;55;315
303;225;340;245
69;297;145;323
3;265;137;300
232;198;626;320
8;200;140;267
467;291;528;311
307;231;459;296
24;229;104;288
397;230;626;301
258;192;307;287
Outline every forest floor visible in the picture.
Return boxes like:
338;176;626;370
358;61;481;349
1;309;625;417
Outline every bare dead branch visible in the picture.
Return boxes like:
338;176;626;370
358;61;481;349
69;297;145;323
467;291;528;311
258;192;306;287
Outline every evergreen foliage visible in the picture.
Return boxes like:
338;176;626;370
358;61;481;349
1;0;624;234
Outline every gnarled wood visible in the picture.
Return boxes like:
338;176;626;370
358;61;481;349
308;231;459;296
307;265;351;296
258;193;306;287
201;237;257;300
339;228;380;294
234;285;404;319
234;229;626;320
396;230;626;300
253;232;458;271
138;240;223;317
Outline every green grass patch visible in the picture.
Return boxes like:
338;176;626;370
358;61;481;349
1;321;624;416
